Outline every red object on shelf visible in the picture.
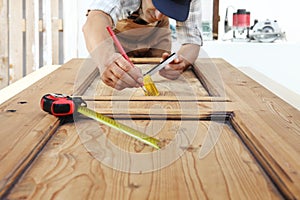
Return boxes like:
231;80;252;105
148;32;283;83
233;9;250;28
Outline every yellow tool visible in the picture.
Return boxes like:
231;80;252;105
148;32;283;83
143;53;177;96
143;75;160;96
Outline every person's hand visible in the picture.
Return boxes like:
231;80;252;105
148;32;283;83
159;52;190;80
100;53;143;90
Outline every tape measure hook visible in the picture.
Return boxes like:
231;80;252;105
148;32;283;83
72;96;87;108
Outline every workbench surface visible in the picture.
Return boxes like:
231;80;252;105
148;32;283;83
0;58;299;199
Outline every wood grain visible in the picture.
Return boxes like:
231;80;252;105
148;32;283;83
130;57;161;64
83;63;225;121
85;100;231;120
84;65;209;97
192;60;225;96
82;95;229;102
2;58;299;199
195;58;300;199
7;120;281;199
0;59;97;197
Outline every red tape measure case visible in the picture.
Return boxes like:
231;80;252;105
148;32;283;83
40;94;75;117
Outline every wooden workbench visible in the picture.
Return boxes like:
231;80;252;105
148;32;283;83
0;58;299;199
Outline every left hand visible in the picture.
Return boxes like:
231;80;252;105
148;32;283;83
159;52;190;80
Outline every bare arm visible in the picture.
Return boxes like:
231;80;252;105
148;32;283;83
82;10;113;52
178;43;200;66
158;0;201;80
82;10;143;90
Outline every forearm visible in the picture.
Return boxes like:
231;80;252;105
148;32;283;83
177;43;200;67
82;10;143;90
82;10;114;53
83;10;119;69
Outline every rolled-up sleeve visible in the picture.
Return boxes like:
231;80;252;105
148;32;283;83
88;0;121;26
176;0;203;46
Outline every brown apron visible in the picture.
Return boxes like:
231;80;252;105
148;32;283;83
114;15;171;57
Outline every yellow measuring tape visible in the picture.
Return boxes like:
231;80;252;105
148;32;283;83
77;106;161;149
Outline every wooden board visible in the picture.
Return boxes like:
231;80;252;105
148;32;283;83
149;59;299;199
194;59;300;199
0;59;97;197
7;120;281;199
0;58;299;199
83;65;209;97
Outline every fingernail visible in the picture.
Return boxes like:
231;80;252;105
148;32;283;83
137;77;144;85
165;65;171;70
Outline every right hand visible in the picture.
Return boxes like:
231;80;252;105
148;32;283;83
100;53;144;90
159;52;189;80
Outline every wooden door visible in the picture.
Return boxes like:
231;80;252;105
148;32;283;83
0;58;299;199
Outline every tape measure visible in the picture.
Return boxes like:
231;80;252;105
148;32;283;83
40;93;161;149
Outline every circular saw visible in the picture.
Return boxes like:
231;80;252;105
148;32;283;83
250;19;285;42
